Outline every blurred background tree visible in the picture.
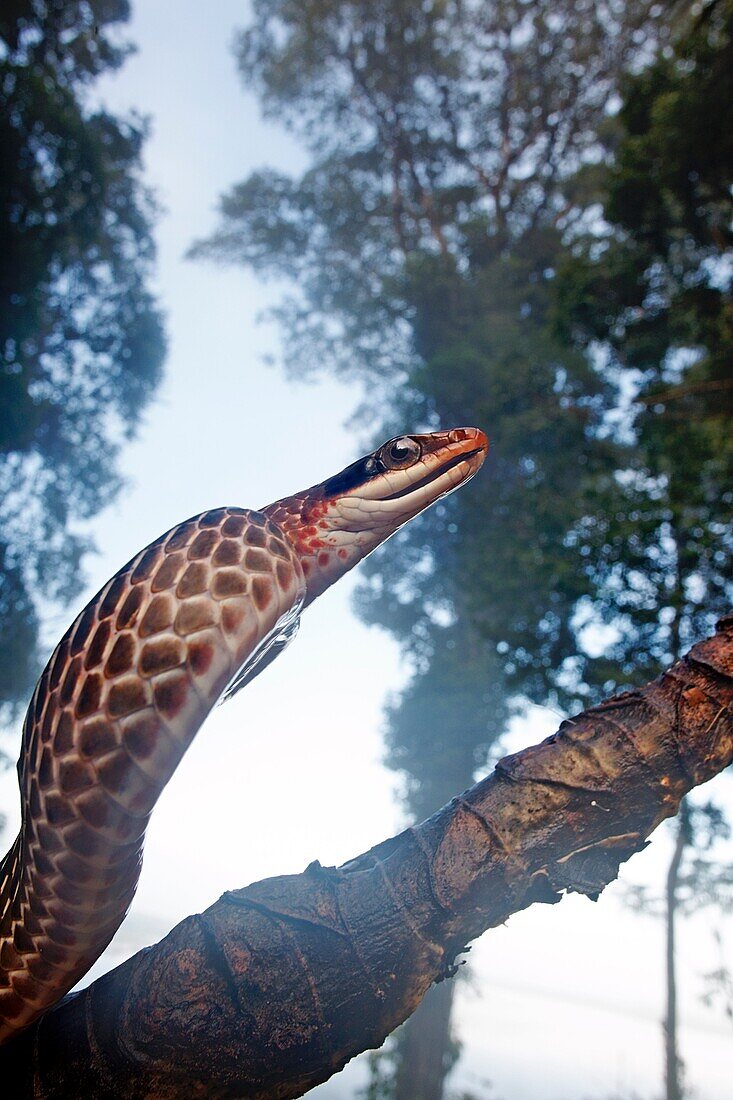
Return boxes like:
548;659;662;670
624;801;733;1100
557;0;732;686
0;0;165;727
192;0;730;1096
557;5;733;1095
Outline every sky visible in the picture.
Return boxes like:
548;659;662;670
1;3;731;1097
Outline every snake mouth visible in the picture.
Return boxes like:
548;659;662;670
381;446;485;501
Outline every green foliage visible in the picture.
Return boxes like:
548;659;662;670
356;234;629;712
193;0;673;383
194;0;732;853
556;0;733;673
197;0;731;1092
556;14;733;1079
0;1;165;720
195;1;677;738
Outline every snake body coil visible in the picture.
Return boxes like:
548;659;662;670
0;428;487;1043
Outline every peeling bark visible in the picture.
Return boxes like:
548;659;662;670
2;615;732;1099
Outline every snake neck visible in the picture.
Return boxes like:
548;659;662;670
263;428;488;605
0;507;305;1043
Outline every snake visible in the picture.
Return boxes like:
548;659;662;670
0;427;487;1044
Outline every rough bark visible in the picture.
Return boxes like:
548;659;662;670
2;615;732;1099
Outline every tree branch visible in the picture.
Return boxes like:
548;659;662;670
635;378;733;405
3;616;732;1099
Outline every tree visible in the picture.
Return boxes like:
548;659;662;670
1;617;731;1096
625;800;733;1100
0;0;166;722
192;3;684;1090
556;5;733;1093
193;0;693;767
372;627;509;1099
555;0;733;684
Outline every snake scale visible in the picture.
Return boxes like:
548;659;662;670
0;427;487;1044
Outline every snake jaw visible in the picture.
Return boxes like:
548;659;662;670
354;429;487;505
264;427;488;603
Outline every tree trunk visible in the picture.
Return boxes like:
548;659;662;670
394;778;473;1097
0;615;730;1098
664;548;686;1100
664;800;689;1100
394;979;456;1100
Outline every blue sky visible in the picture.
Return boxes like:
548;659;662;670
1;3;731;1096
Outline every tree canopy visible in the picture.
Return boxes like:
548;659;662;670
194;1;731;1093
0;0;165;721
556;0;733;679
193;0;686;737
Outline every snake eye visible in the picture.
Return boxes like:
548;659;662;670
379;436;422;471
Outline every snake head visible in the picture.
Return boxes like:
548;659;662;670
263;427;488;604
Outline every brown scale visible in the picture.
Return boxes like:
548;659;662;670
0;428;489;1045
0;507;305;1042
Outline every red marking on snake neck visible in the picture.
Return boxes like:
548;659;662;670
317;552;330;567
338;549;348;560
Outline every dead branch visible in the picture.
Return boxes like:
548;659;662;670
2;614;732;1099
